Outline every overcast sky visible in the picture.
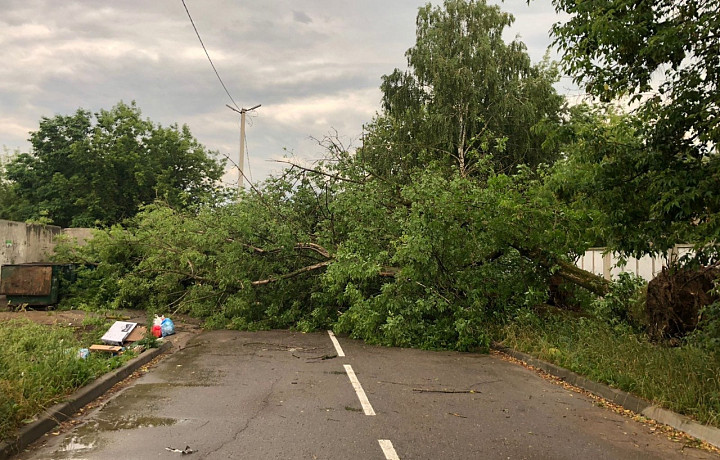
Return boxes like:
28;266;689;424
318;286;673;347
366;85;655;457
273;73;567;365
0;0;574;186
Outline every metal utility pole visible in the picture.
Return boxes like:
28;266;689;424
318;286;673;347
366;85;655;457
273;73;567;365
226;104;261;192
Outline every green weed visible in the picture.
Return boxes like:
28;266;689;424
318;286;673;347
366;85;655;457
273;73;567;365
499;312;720;427
0;319;134;441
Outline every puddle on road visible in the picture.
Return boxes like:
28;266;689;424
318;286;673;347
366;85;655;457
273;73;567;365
78;415;177;433
50;416;178;459
52;433;104;459
47;384;182;459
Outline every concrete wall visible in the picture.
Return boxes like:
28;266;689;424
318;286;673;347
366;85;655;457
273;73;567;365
61;228;94;247
0;220;93;266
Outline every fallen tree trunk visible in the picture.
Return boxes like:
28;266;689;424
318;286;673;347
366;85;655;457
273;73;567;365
377;246;609;297
512;246;610;297
553;258;610;297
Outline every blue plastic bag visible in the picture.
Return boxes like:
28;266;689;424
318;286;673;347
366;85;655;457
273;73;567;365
160;318;175;337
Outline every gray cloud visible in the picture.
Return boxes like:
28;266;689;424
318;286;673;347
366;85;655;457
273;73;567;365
292;10;313;24
0;0;567;182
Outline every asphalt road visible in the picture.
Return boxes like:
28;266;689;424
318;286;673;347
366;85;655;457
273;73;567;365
18;330;717;459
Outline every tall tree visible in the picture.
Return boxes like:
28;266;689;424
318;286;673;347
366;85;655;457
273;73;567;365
0;150;25;221
550;0;720;261
360;0;563;181
4;102;225;227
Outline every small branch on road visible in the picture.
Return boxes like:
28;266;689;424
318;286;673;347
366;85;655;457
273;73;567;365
377;380;417;387
241;342;320;351
412;388;479;394
303;353;338;361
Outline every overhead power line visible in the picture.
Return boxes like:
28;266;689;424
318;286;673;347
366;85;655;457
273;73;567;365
180;0;240;110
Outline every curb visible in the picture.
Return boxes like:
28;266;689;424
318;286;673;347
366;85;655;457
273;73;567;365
494;345;720;449
0;342;172;460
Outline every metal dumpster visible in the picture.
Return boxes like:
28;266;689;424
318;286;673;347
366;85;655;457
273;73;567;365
0;263;76;306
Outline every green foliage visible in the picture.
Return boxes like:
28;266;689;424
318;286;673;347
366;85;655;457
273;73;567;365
361;0;562;181
56;149;602;351
3;101;226;227
55;169;335;330
688;299;720;351
550;0;720;262
541;105;648;253
0;149;26;221
500;313;720;427
328;161;597;350
0;319;134;441
548;102;720;262
590;272;647;328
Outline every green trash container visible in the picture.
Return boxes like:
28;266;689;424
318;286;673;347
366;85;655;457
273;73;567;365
0;263;76;306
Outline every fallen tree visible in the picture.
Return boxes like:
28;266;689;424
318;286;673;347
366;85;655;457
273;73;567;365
55;153;612;351
53;1;622;350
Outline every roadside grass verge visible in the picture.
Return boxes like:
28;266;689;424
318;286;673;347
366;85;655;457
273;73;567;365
0;319;135;442
498;312;720;428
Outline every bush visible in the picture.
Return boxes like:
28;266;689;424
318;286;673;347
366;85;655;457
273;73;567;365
591;272;647;328
0;319;134;441
688;300;720;351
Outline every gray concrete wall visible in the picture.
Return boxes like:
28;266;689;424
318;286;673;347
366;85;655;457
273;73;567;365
0;220;93;266
61;228;94;246
1;220;61;265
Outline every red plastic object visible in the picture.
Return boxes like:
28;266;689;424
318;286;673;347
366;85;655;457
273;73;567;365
152;324;162;338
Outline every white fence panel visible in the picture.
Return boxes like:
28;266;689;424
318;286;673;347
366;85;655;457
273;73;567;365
576;245;694;282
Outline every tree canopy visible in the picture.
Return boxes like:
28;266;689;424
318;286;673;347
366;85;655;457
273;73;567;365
549;0;720;261
360;0;563;181
1;101;225;227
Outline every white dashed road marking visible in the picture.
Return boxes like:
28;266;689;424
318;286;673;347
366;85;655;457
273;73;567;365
343;364;376;416
327;330;345;357
378;439;400;459
330;331;395;455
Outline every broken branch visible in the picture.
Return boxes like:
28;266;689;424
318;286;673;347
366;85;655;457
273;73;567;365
251;260;332;286
273;159;365;184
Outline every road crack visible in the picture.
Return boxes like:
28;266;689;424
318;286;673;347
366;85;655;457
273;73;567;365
199;377;280;459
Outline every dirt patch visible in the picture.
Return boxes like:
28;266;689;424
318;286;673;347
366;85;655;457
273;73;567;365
646;266;719;340
0;308;203;346
0;309;140;327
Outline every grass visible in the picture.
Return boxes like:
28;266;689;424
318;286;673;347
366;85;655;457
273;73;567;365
498;311;720;428
0;318;135;442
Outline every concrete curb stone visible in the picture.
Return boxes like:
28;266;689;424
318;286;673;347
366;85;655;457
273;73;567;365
0;342;172;460
495;345;720;449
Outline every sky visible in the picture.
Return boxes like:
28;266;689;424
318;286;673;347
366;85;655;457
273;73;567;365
0;0;574;186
